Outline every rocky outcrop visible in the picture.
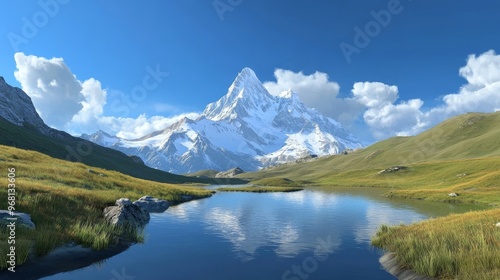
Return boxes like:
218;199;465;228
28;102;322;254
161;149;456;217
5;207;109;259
133;196;170;213
378;166;407;174
0;76;51;135
215;167;245;178
0;210;35;229
103;198;149;228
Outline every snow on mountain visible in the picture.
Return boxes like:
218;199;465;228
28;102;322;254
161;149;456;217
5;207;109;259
80;130;121;146
81;68;363;174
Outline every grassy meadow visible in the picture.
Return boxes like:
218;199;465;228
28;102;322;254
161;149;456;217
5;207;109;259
1;111;499;278
217;177;303;192
240;112;500;206
0;144;212;268
217;186;303;192
237;112;500;279
372;209;500;280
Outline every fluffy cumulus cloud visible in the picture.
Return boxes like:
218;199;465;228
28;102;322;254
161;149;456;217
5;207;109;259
264;50;500;140
263;69;365;125
351;82;398;108
357;50;500;139
14;50;500;142
14;53;85;128
100;113;199;139
70;78;107;129
351;82;425;139
438;50;500;114
13;53;197;138
458;50;500;87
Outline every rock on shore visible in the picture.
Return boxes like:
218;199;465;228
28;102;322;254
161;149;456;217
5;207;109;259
103;198;149;228
133;196;170;213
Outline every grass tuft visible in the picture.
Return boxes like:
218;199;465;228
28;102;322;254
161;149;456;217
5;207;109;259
372;209;500;279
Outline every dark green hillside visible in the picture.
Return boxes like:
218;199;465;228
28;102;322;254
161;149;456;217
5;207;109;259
0;117;246;185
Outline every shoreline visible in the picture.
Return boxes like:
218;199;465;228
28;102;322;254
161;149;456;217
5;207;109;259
379;252;435;280
2;187;493;279
0;194;210;279
0;241;130;280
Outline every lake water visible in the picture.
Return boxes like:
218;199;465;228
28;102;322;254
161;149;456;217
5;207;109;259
38;188;483;280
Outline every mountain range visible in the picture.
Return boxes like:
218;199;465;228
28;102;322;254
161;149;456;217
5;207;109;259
0;76;243;184
81;68;363;174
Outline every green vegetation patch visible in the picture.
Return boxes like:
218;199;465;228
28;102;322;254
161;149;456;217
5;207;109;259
217;186;303;193
0;145;213;268
250;177;302;187
218;177;303;192
372;209;500;279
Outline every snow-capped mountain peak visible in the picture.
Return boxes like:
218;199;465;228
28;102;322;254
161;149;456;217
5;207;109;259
229;67;262;91
278;89;296;99
80;130;120;146
203;67;275;122
82;68;363;174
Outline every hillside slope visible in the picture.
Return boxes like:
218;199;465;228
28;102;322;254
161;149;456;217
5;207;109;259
241;112;500;205
0;117;245;185
0;75;246;184
244;112;500;177
0;144;214;270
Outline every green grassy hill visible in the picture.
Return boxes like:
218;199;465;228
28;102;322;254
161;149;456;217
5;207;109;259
239;111;500;279
0;117;246;185
185;169;220;178
0;144;215;268
241;112;500;205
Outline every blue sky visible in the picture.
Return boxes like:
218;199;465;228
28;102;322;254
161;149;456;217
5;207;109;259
1;0;500;142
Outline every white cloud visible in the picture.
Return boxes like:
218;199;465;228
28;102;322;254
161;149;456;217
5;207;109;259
350;82;425;139
14;50;500;142
353;50;500;139
13;52;197;139
69;78;107;131
14;52;84;128
458;50;500;87
364;98;425;139
263;68;365;125
264;69;340;100
99;113;199;139
351;82;398;108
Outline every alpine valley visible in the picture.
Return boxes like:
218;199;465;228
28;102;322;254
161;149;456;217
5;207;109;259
81;68;363;174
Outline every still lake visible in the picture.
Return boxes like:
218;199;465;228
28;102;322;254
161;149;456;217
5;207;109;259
41;187;483;280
